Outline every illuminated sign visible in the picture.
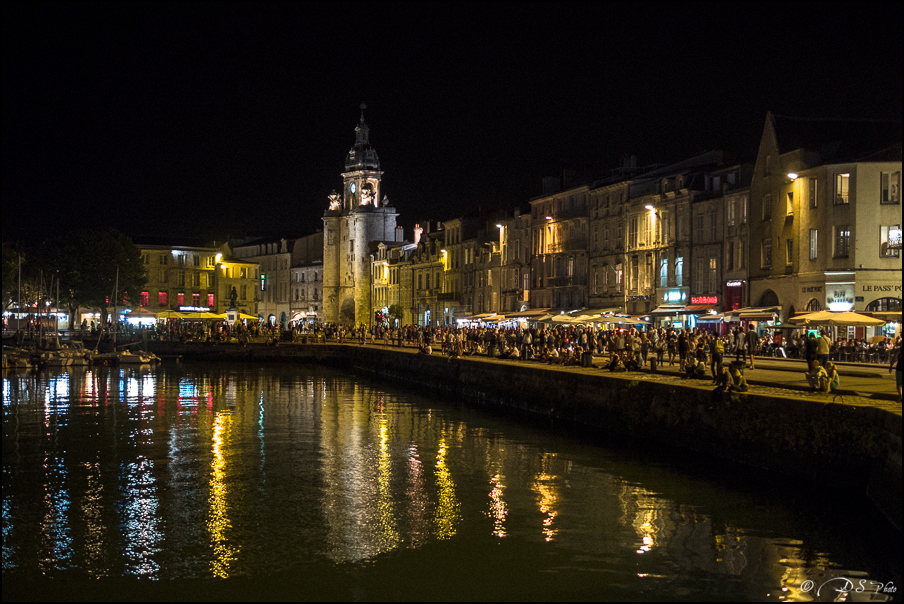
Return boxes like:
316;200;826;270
726;280;744;287
691;296;718;305
260;274;266;291
179;306;210;312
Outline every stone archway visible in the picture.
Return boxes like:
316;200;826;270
340;296;356;324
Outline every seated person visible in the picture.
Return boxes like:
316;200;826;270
498;345;513;359
510;345;521;360
682;356;698;379
419;343;433;355
804;360;828;392
564;349;580;366
624;350;641;371
714;365;730;390
606;353;626;372
728;366;748;392
824;362;840;393
694;359;708;379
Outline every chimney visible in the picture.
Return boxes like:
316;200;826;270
395;225;404;242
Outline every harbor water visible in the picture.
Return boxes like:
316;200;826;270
2;362;899;601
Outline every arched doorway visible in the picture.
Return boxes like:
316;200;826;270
806;298;822;311
759;289;779;307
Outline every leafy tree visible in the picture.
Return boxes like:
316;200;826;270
387;303;404;324
1;243;22;309
32;228;146;324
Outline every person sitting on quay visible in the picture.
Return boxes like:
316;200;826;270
563;347;581;367
606;352;626;372
419;342;433;355
728;366;749;393
624;350;641;371
804;359;828;393
825;361;841;393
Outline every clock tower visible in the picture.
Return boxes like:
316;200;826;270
322;104;399;325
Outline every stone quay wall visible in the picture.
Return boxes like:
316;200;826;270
149;341;902;530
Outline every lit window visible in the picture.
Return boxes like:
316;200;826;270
808;177;818;208
159;292;168;306
880;171;901;204
208;293;215;307
880;225;900;258
140;292;149;307
834;173;850;205
177;292;185;306
809;229;818;260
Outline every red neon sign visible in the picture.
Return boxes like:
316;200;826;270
691;296;718;305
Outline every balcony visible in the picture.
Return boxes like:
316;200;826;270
547;276;575;287
547;238;588;253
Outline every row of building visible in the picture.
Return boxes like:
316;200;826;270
126;110;901;333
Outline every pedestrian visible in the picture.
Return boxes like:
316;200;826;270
745;326;759;369
816;329;832;369
804;332;818;365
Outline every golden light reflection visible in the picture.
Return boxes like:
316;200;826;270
531;454;560;542
377;418;400;549
434;435;460;540
488;474;507;538
208;411;238;578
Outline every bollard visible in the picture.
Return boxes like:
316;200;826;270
649;357;658;373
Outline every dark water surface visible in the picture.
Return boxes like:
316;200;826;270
2;363;899;601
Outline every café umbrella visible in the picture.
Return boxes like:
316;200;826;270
786;311;885;327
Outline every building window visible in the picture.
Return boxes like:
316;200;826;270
158;292;168;306
727;241;735;271
809;229;818;260
762;194;772;220
708;258;717;293
834;173;850;205
880;225;901;258
694;258;705;293
660;257;668;287
786;192;794;216
808;177;818;208
177;292;185;306
695;214;704;241
675;256;683;287
727;199;736;227
740;195;748;224
762;238;772;268
881;171;901;204
709;211;718;240
629;216;638;248
615;263;623;293
786;239;793;265
192;293;201;307
208;293;215;307
630;257;639;291
140;292;149;307
644;254;653;289
806;298;822;311
834;226;850;258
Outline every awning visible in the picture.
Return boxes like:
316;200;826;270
650;305;685;316
729;306;780;321
505;308;552;319
682;304;717;314
696;313;725;323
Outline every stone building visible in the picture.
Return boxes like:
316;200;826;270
748;112;902;326
322;105;403;326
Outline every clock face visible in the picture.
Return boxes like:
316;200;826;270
350;183;356;194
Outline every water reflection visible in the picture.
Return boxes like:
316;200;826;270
1;364;895;600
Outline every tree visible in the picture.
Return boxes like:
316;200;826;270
387;303;404;325
1;243;22;310
32;228;146;325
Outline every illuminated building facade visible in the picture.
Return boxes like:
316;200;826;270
749;112;902;323
137;242;259;316
530;183;591;310
231;237;294;326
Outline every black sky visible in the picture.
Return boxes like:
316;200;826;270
3;2;902;245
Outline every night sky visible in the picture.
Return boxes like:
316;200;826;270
3;2;901;245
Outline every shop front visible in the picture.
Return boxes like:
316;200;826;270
650;287;689;329
723;280;746;312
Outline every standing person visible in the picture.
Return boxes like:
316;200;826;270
804;332;818;366
711;335;724;382
745;326;759;369
817;329;832;369
890;338;902;403
734;327;747;365
677;331;689;366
